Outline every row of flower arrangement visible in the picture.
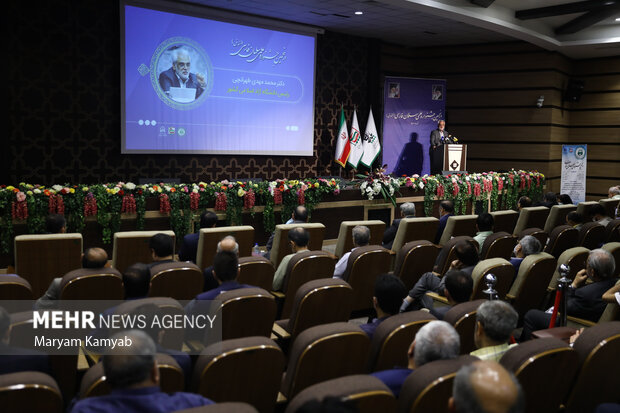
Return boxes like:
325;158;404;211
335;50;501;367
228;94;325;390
0;170;544;254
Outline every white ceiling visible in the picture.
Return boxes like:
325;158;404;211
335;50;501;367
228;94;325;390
183;0;620;58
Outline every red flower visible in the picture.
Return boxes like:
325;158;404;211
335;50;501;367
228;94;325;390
119;189;125;196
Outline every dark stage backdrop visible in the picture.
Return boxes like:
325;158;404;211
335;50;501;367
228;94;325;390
6;0;380;184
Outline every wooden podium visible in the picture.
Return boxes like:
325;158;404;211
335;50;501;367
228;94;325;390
431;144;467;174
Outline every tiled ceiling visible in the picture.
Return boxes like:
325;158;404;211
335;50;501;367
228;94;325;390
182;0;620;57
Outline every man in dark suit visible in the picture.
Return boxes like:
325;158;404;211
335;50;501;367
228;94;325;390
382;202;416;250
520;248;617;341
430;120;452;175
158;48;206;101
264;205;308;259
178;211;218;263
435;200;454;244
429;270;473;320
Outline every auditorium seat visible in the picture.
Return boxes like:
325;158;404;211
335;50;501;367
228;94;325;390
513;206;549;235
469;258;514;300
148;261;203;300
564;321;620;413
79;354;184;398
543;224;579;259
600;198;620;218
114;297;185;350
438;215;478;246
499;338;579;413
270;223;325;269
576;200;600;221
59;267;123;300
176;403;259;413
112;230;176;274
543;247;589;309
273;279;353;342
275;250;336;319
443;299;486;354
284;375;397;413
0;371;63;413
603;219;620;243
392;241;440;290
237;256;274;291
341;245;391;314
398;355;478;413
543;204;577;233
0;275;33;309
14;233;83;297
434;236;477;277
192;337;284;413
195;225;254;269
568;279;620;328
602;242;620;277
215;288;276;340
479;231;517;260
333;220;386;258
517;227;548;247
280;322;370;399
391;217;439;252
367;311;436;372
578;221;606;249
506;252;556;320
489;210;519;234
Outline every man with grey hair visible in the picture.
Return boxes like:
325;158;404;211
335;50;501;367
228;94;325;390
510;235;541;275
471;301;518;362
383;202;416;250
371;320;460;397
449;360;525;413
202;235;239;291
608;186;620;200
69;330;212;412
334;225;370;278
521;248;617;340
158;47;206;101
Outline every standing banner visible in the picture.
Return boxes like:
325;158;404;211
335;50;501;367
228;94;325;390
334;106;350;167
348;110;363;168
360;109;380;168
383;77;446;176
561;145;587;204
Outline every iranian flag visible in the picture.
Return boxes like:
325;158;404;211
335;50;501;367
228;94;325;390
334;106;350;166
360;108;381;168
347;109;363;168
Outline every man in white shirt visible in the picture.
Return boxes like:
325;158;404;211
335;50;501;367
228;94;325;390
334;225;370;278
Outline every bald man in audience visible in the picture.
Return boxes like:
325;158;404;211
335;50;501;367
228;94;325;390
272;227;310;291
471;301;518;362
372;320;460;397
35;247;109;309
383;202;416;250
264;205;308;259
334;225;370;278
202;235;239;291
510;235;541;275
450;360;524;413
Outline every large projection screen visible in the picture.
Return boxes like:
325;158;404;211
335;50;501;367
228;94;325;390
121;2;316;155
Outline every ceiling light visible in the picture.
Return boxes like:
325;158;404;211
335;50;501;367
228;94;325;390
355;11;363;15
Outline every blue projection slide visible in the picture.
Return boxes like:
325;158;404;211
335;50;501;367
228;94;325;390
122;5;315;155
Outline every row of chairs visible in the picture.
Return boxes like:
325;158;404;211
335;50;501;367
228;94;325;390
4;319;618;413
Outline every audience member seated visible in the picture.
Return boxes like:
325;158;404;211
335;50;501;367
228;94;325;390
557;193;574;205
122;263;151;300
371;320;460;397
591;204;612;227
264;205;308;259
178;211;217;263
69;330;212;413
510;235;541;275
450;360;525;413
470;301;518;362
0;306;52;375
536;191;558;208
566;211;584;230
473;213;494;252
186;251;252;312
35;247;108;309
400;240;479;312
435;200;455;244
45;213;67;234
517;196;532;210
334;225;370;278
360;274;407;339
128;304;191;384
520;248;617;341
382;202;416;250
272;227;310;291
148;233;175;270
429;270;474;320
202;235;239;292
609;186;620;200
